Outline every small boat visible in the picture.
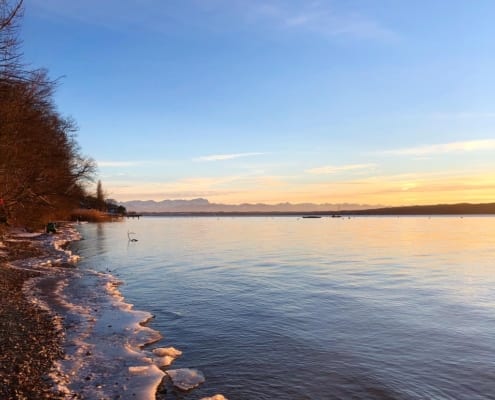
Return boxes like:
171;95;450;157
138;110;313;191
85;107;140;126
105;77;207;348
302;215;322;219
331;215;342;218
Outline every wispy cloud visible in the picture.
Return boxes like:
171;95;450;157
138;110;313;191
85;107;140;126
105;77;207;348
194;152;265;162
245;1;397;41
31;0;396;41
102;166;495;206
306;163;376;175
100;173;255;201
383;139;495;156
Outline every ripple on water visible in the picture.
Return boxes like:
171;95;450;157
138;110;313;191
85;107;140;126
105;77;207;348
69;217;495;399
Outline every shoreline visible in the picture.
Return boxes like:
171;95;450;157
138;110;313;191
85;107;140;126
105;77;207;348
0;223;166;398
0;223;226;399
0;227;69;399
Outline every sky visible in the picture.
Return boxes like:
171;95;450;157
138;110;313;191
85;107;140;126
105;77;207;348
21;0;495;206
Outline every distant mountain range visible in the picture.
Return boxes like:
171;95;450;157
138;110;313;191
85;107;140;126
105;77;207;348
120;199;495;215
121;198;379;213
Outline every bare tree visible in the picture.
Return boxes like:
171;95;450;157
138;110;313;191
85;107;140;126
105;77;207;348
0;0;22;31
0;1;96;228
0;0;24;80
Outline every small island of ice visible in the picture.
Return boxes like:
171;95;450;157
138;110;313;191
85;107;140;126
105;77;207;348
166;368;205;390
152;347;183;358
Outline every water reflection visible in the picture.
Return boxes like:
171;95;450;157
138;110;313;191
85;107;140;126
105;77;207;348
72;216;495;400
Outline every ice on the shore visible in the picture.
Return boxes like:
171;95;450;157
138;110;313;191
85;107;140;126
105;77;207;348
129;364;164;377
167;368;205;390
16;223;236;399
53;229;81;264
125;365;165;398
10;224;82;271
154;355;175;367
152;346;183;367
11;231;44;238
152;347;183;358
43;270;167;399
17;224;168;400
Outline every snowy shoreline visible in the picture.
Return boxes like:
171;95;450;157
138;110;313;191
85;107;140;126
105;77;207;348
8;223;225;399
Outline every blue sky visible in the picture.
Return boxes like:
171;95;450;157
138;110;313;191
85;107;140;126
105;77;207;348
22;0;495;205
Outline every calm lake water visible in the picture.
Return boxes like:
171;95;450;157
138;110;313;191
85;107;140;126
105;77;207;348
72;216;495;399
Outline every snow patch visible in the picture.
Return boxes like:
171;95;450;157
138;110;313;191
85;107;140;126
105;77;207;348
11;231;44;238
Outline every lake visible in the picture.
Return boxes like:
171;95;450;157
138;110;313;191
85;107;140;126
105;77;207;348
70;216;495;399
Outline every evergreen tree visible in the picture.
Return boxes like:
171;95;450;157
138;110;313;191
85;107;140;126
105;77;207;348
96;180;106;211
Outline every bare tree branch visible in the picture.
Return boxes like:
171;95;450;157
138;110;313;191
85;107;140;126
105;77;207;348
0;0;23;31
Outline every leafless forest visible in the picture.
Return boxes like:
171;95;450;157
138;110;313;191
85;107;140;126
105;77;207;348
0;0;96;229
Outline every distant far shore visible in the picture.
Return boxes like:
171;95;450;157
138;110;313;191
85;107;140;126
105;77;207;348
128;202;495;217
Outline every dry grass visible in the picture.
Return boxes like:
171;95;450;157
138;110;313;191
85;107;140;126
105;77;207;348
70;208;124;223
70;208;116;222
